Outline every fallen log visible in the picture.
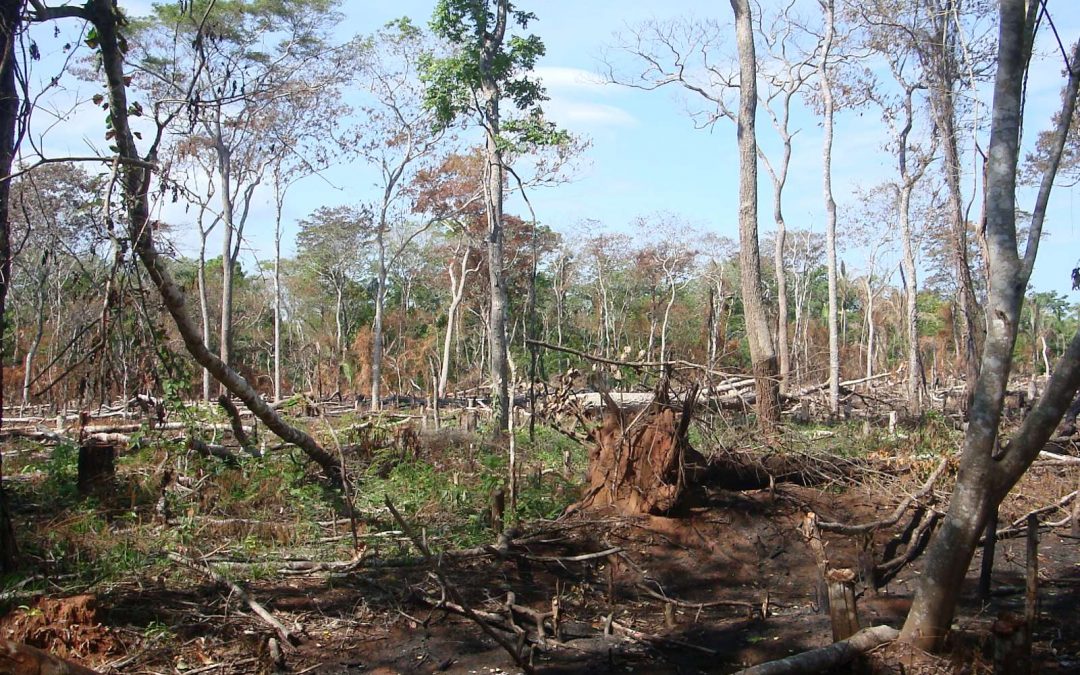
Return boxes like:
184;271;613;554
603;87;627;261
0;639;100;674
733;625;899;675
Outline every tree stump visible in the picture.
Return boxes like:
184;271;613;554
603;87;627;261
825;568;860;642
77;439;116;496
580;383;701;516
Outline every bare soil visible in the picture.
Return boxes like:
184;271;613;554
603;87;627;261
3;462;1077;675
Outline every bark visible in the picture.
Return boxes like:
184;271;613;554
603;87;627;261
0;0;21;572
273;181;283;402
734;625;899;675
370;267;385;410
480;1;511;434
819;0;840;416
84;0;343;486
197;218;212;402
899;178;922;413
900;5;1080;649
920;0;980;411
21;268;47;407
730;0;780;433
216;132;235;388
439;248;478;399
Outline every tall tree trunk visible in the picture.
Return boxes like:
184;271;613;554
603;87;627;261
899;159;923;414
922;0;980;411
900;4;1080;648
216;135;235;392
439;250;476;399
21;270;47;408
0;0;22;572
198;225;212;402
486;92;509;432
371;267;385;410
273;195;283;403
772;198;790;393
660;275;676;362
731;0;780;433
864;278;875;380
820;0;840;417
83;0;343;485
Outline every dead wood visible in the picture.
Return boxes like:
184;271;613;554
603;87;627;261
167;552;298;646
0;640;100;674
580;382;702;516
188;437;242;467
874;508;940;585
988;491;1077;540
636;581;756;613
218;395;255;453
818;458;949;535
608;619;718;655
732;625;899;675
384;497;535;674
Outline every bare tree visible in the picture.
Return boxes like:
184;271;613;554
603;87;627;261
606;7;780;429
754;4;816;394
359;19;447;411
731;0;780;431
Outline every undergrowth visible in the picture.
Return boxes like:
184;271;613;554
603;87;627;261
1;415;590;597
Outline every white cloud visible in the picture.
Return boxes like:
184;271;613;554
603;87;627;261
535;66;609;93
545;99;637;129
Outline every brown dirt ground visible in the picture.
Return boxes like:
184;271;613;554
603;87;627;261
2;463;1078;674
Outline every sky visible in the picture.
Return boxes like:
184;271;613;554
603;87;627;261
22;0;1080;299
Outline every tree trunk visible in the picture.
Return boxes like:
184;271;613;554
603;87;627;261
922;0;980;412
439;250;475;399
900;6;1080;649
900;183;922;414
820;0;840;417
77;438;116;496
371;265;385;411
482;79;509;433
581;384;701;515
864;280;875;380
216;135;235;393
198;225;212;402
0;0;21;571
86;0;343;486
21;271;46;408
731;0;780;433
273;198;282;403
773;198;790;393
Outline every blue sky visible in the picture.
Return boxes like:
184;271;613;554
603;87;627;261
23;0;1080;298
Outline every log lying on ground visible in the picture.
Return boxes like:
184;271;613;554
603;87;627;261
579;382;702;515
0;639;100;674
733;625;899;675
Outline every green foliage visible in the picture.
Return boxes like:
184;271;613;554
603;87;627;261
422;0;564;152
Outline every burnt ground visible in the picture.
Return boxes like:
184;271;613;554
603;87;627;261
2;462;1077;675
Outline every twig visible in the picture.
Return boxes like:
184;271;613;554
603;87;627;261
168;552;298;646
818;457;949;534
384;497;535;674
526;546;622;563
609;619;718;655
525;338;740;378
637;581;756;612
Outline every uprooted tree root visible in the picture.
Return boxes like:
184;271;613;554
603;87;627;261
577;382;705;516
